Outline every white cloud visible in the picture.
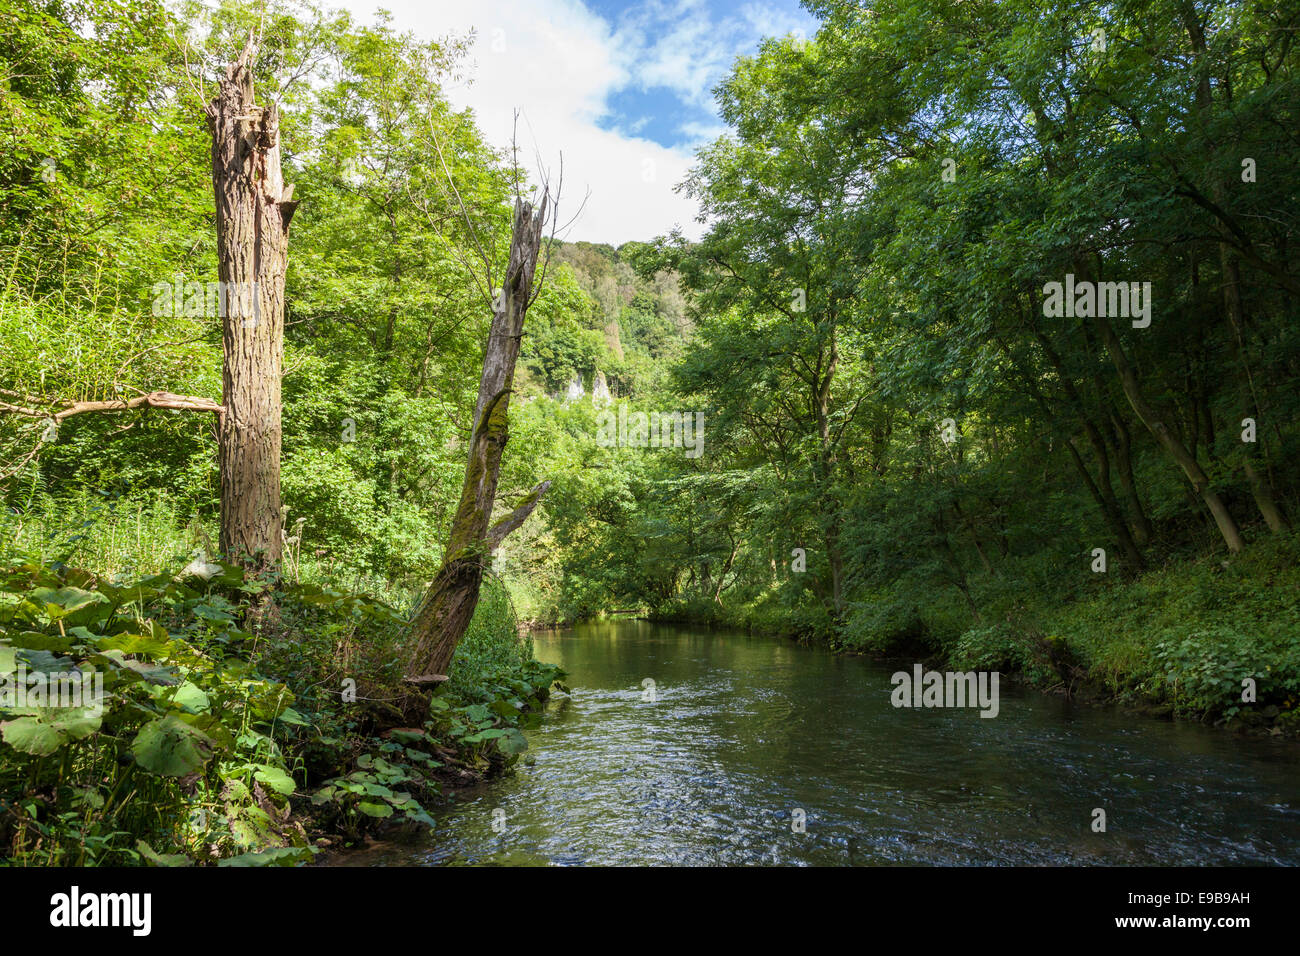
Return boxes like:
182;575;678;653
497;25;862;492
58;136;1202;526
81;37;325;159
328;0;817;244
619;0;733;109
738;1;813;42
331;0;707;245
678;119;729;143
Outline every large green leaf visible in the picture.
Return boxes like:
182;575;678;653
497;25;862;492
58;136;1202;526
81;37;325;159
0;707;101;755
169;681;210;713
253;764;296;796
136;840;193;867
217;846;316;867
1;717;63;755
28;587;107;621
132;715;214;776
498;728;529;755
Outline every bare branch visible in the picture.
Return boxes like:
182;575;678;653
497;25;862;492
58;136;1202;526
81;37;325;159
485;479;553;553
0;390;223;422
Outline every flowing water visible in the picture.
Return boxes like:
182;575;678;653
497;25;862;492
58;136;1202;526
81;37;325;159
352;619;1300;866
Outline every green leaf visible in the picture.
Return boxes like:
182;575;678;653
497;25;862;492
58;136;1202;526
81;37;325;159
132;715;214;776
97;632;173;657
95;648;179;685
218;846;316;867
192;603;235;623
498;729;529;755
253;765;297;796
273;706;309;726
1;707;102;755
405;807;437;828
461;728;508;743
1;716;64;755
170;681;210;713
29;587;107;620
136;840;193;867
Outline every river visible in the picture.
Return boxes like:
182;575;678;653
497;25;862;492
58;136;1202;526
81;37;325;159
349;619;1300;865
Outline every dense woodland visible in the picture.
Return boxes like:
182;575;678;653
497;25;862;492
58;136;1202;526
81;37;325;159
0;0;1297;865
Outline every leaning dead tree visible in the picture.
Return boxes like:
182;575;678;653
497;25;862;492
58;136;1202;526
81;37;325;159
206;36;297;569
403;194;553;684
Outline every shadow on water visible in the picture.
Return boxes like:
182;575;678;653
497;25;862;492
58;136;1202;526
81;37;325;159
337;619;1300;866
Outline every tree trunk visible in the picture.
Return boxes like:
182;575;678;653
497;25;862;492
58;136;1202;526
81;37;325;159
1219;250;1289;532
936;508;982;624
1243;456;1288;533
404;196;550;681
952;496;994;574
1109;411;1154;546
1033;327;1147;569
206;38;296;570
1064;436;1146;572
714;531;739;606
813;339;845;618
1180;3;1284;538
1092;309;1245;553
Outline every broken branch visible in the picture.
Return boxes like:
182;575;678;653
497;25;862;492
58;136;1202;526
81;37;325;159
0;390;224;422
485;479;553;554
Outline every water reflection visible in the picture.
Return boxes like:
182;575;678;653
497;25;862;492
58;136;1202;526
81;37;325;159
344;620;1300;866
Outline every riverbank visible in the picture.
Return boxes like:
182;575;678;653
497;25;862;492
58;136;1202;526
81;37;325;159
644;533;1300;737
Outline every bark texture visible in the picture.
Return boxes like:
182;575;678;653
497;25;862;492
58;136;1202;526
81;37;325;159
405;196;550;681
205;39;296;568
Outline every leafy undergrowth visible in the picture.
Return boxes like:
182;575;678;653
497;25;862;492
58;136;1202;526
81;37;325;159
656;535;1300;732
1042;534;1300;728
0;554;563;866
649;590;838;642
855;536;1300;729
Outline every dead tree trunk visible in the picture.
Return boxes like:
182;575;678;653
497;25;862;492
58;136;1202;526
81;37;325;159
404;196;551;682
205;38;297;570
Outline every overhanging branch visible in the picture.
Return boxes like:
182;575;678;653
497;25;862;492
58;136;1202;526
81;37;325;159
0;390;224;423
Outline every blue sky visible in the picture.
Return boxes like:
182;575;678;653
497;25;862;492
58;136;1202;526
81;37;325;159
582;0;815;150
335;0;818;243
